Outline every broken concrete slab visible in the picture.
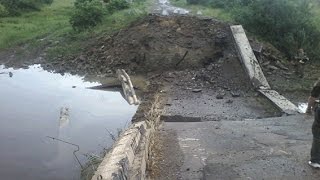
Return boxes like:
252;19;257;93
231;25;300;115
259;89;301;115
231;91;241;97
117;69;140;105
231;25;270;89
192;89;202;93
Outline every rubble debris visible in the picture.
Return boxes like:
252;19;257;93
250;41;263;54
267;65;279;71
43;15;230;75
192;89;202;93
231;91;241;97
262;61;271;67
216;93;224;99
275;61;289;71
226;99;233;104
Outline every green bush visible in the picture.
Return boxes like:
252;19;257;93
75;0;92;7
40;0;53;4
0;4;8;17
233;0;320;59
106;0;129;14
70;0;104;31
0;0;53;16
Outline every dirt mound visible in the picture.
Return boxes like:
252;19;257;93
44;15;233;75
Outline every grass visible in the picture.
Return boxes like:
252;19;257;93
0;0;149;59
0;0;75;49
312;1;320;30
45;0;149;59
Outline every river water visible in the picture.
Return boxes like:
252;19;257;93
0;65;137;180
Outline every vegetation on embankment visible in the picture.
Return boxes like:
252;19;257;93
0;0;74;49
172;0;320;62
0;0;54;17
0;0;149;51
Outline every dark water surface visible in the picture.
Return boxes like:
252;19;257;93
0;65;137;180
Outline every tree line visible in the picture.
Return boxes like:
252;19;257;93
187;0;320;60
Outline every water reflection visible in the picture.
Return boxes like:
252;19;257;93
0;65;137;180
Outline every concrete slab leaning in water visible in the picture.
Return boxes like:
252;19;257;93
230;25;270;90
259;89;301;115
117;69;140;105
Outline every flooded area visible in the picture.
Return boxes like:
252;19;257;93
0;65;138;180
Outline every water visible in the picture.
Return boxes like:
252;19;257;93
154;0;189;16
0;65;138;180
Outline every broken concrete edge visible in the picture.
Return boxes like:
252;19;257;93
230;25;271;90
91;91;165;180
91;121;145;180
117;69;140;105
230;25;301;115
258;89;303;115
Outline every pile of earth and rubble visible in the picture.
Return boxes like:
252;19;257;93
0;14;307;92
42;15;300;83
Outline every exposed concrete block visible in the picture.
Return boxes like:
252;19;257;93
129;125;151;180
231;25;300;115
259;89;300;115
231;25;270;89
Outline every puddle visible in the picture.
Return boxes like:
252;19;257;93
0;65;138;180
154;0;189;16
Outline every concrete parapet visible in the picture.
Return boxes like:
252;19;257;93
91;93;163;180
91;122;146;180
